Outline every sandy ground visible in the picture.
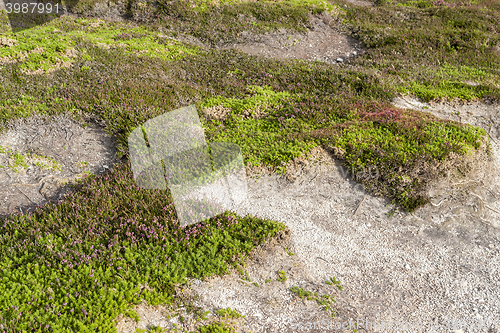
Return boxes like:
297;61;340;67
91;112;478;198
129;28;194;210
216;11;367;66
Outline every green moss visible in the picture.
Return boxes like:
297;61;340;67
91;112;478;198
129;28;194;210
0;96;59;122
403;80;493;102
11;150;29;173
198;322;236;333
0;17;200;73
214;307;245;319
199;85;293;115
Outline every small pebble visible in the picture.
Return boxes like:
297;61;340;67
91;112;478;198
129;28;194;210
336;58;343;62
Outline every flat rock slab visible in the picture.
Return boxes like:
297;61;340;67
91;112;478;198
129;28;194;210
0;112;122;218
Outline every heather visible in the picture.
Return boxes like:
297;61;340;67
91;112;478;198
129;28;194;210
0;161;284;332
343;0;500;101
0;18;200;73
0;0;499;330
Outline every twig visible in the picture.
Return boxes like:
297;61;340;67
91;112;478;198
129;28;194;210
308;172;318;184
14;186;36;204
429;198;447;207
485;204;500;215
470;190;500;215
238;279;254;285
316;257;331;264
9;174;56;187
486;188;498;200
488;125;497;144
352;194;366;217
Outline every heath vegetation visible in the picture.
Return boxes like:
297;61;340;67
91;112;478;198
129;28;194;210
0;0;499;331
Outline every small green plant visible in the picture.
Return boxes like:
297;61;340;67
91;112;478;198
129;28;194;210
215;307;245;319
75;161;89;168
285;248;295;256
198;322;236;333
290;286;337;317
264;279;272;283
28;153;63;171
135;325;167;333
290;286;313;300
237;266;252;282
195;310;211;321
277;270;287;282
10;150;29;173
325;277;343;291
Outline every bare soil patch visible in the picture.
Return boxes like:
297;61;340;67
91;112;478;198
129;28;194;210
0;111;123;219
216;11;367;65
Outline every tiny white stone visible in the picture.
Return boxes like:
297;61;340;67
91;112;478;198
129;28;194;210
336;58;343;62
353;51;357;55
309;44;312;47
405;264;410;269
103;165;109;169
